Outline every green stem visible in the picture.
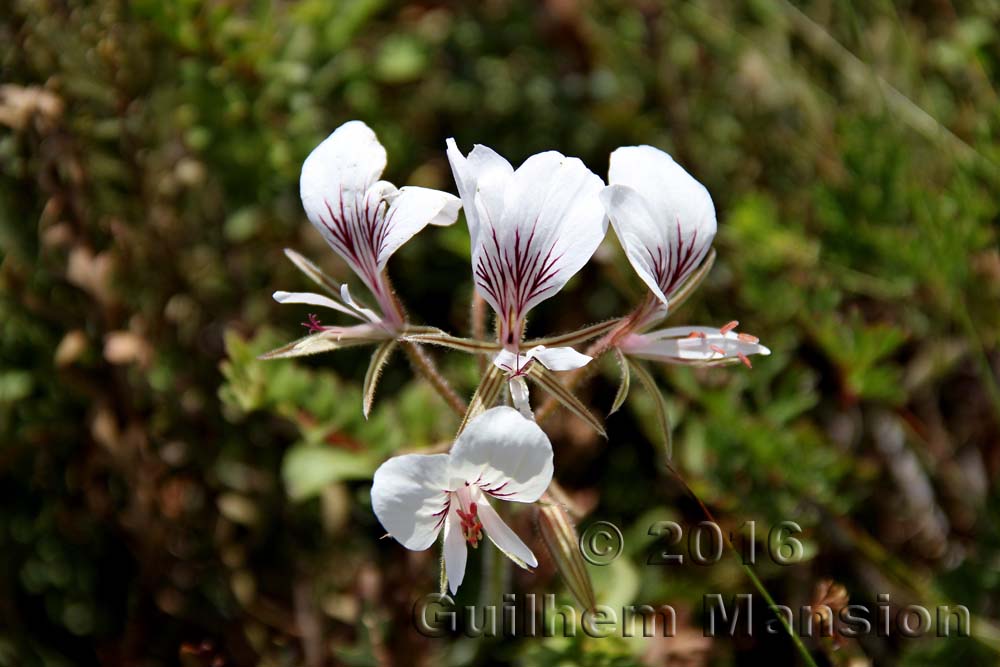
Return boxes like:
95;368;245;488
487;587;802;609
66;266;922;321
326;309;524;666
665;461;820;667
401;341;467;417
740;564;819;667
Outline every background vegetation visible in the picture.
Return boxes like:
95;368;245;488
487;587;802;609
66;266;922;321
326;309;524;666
2;1;999;665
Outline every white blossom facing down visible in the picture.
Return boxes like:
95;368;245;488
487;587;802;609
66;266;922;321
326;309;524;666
599;146;768;367
297;121;460;331
446;139;608;350
370;407;553;594
599;145;716;309
619;324;771;368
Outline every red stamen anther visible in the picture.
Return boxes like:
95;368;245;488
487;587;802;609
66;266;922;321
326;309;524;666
720;320;739;335
687;331;707;339
709;344;727;356
738;333;759;344
738;352;752;369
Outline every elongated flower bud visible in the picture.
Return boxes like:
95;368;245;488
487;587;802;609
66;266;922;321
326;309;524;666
536;497;596;612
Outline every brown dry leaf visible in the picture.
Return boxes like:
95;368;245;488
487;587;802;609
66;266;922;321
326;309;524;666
104;331;153;366
67;246;114;303
54;329;88;366
90;405;121;453
0;84;63;130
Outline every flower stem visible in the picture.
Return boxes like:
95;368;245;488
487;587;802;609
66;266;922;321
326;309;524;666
401;341;467;417
471;291;488;374
381;271;467;417
664;459;820;667
533;305;645;424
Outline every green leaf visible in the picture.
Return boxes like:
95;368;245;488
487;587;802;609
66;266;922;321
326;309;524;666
282;444;377;502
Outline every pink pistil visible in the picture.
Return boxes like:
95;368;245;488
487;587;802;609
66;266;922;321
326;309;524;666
302;313;325;332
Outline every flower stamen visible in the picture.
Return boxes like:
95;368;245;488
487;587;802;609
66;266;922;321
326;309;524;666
302;313;325;332
720;320;739;335
456;502;484;547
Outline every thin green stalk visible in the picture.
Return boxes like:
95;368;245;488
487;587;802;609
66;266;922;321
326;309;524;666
401;340;467;417
665;461;820;667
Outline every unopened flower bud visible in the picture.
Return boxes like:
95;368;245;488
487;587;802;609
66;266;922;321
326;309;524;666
536;498;596;612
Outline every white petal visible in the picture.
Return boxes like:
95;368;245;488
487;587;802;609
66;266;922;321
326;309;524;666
370;453;451;551
300;122;399;302
472;150;607;343
476;494;537;569
492;349;529;374
621;328;770;364
527;345;592;371
272;290;366;321
508;375;533;419
442;506;468;595
599;185;671;305
376;186;461;268
339;284;382;323
603;145;716;301
448;406;553;503
446;138;513;242
300;121;386;238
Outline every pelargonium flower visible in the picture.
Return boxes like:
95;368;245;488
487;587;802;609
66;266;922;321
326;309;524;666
272;120;460;351
618;324;770;368
446;139;607;373
370;406;553;594
599;145;769;367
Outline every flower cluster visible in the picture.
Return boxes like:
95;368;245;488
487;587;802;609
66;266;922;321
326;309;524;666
266;121;769;594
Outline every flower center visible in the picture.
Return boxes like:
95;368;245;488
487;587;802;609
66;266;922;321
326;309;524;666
455;502;483;547
455;484;484;547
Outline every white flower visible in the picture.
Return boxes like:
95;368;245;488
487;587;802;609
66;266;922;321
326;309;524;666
284;121;460;334
599;145;716;311
446;139;607;372
600;145;769;367
446;140;608;415
619;325;770;368
370;406;553;594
